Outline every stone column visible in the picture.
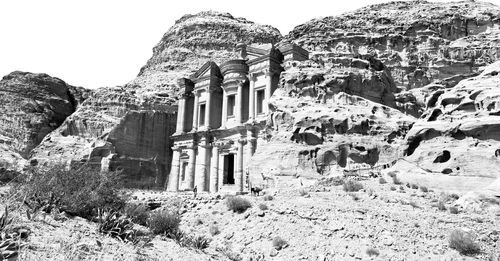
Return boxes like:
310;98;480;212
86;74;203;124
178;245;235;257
265;70;273;115
236;81;243;124
209;145;219;193
248;73;256;121
168;149;181;191
205;90;212;129
195;137;209;192
186;146;196;190
221;89;227;128
192;91;200;131
235;139;245;192
175;98;185;134
218;152;224;191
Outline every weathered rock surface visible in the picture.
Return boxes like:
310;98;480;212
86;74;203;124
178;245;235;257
31;87;177;188
249;59;414;182
31;11;282;188
131;11;281;91
285;0;500;90
402;61;500;195
0;71;89;172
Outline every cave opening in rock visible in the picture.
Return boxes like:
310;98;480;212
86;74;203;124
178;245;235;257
406;136;422;156
433;150;451;163
223;154;235;185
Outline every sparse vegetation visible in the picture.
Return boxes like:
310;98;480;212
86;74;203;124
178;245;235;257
226;196;252;213
263;195;274;201
390;186;396;191
449;229;480;255
0;206;23;260
392;175;402;185
124;203;149;226
420;186;428;193
366;247;380;257
387;171;397;178
298;188;309;197
19;165;127;219
437;201;447;211
272;236;288;250
378;177;387;184
449;206;459;214
343;180;363;192
258;203;268;210
209;224;220;236
186;235;211;250
411;184;419;189
409;201;420;209
399;185;405;191
148;208;181;235
97;209;137;243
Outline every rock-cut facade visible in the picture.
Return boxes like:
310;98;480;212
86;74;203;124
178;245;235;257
167;43;308;193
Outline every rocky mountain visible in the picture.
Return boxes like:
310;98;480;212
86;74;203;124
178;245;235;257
285;0;500;91
30;11;282;188
0;71;89;173
130;11;281;91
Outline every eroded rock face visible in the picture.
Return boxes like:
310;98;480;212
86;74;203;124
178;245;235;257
403;61;500;193
31;12;282;188
0;71;89;171
31;87;177;188
131;11;282;91
285;0;500;90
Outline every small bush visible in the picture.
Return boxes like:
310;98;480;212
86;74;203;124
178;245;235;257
194;218;203;226
97;210;137;243
343;180;363;192
399;185;405;191
378;177;387;184
124;203;149;226
390;186;396;191
226;196;251;213
298;189;309;197
411;184;419;189
272;236;288;250
258;203;268;211
148;209;181;235
420;186;428;193
449;229;480;255
186;235;211;250
387;171;397;178
263;195;274;201
209;225;220;236
437;201;447;211
366;247;380;257
449;206;459;214
392;175;402;185
450;193;460;200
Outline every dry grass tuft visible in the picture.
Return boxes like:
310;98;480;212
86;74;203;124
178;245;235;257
449;230;480;255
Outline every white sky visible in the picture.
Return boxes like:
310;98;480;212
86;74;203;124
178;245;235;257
0;0;498;89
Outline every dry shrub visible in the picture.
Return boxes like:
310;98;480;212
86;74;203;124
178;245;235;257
209;225;220;236
272;236;288;250
390;186;396;191
437;201;447;211
20;165;126;219
378;177;387;184
226;196;251;213
343;180;363;192
97;209;137;243
411;184;419;189
449;206;459;214
366;247;380;257
124;203;149;226
420;186;428;193
298;189;309;197
392;175;402;185
258;203;268;211
148;208;181;235
263;195;274;201
449;229;480;255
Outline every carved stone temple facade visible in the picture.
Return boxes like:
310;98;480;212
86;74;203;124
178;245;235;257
167;43;308;193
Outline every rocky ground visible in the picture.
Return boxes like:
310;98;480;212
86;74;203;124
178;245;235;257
2;168;499;260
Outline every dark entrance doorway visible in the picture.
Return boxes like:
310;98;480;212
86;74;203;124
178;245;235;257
223;154;235;184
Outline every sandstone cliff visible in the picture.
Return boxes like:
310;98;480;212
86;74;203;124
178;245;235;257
285;0;500;91
398;61;500;195
0;71;89;172
31;11;282;188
